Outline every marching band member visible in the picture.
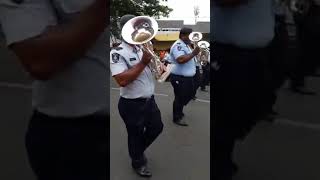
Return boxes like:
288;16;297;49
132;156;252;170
193;48;202;99
169;27;200;126
200;54;210;92
110;14;164;177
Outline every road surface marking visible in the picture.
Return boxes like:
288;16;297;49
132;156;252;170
196;99;210;103
0;82;32;90
275;118;320;131
154;93;169;97
111;87;210;103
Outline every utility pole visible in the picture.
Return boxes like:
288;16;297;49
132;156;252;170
194;5;200;24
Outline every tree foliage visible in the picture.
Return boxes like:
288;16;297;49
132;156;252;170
110;0;173;40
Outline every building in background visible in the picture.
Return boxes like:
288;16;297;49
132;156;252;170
153;20;210;52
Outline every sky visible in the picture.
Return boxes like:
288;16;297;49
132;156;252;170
159;0;210;24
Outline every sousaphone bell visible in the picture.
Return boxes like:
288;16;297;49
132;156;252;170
121;16;173;83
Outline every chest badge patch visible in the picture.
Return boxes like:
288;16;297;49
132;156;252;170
112;53;120;63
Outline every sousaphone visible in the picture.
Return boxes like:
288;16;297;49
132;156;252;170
121;16;173;83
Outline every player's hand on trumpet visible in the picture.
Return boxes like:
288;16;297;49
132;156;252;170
192;46;201;56
141;48;153;65
159;63;167;74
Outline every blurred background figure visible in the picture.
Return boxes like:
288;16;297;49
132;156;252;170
288;0;320;95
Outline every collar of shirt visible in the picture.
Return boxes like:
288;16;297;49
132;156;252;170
177;39;194;55
177;39;188;48
122;41;142;53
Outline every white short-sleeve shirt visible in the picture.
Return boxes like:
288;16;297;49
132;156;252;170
169;39;196;77
110;42;155;99
0;0;109;117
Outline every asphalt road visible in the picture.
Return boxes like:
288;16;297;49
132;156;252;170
0;42;35;180
110;78;211;180
233;77;320;180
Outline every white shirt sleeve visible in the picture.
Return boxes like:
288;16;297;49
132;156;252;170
172;44;186;60
0;0;58;46
110;52;128;76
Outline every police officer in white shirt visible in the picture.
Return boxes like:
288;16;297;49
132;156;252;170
0;0;107;179
110;15;164;177
170;27;200;126
193;52;202;99
200;54;210;92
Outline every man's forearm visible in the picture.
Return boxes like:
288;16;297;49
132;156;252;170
177;53;196;64
11;0;107;80
114;62;148;87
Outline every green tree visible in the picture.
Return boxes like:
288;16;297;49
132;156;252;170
110;0;173;41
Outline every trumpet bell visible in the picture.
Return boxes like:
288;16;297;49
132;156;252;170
121;16;159;45
189;32;203;42
197;41;210;49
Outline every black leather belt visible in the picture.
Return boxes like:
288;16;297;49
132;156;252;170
120;95;154;102
171;74;194;78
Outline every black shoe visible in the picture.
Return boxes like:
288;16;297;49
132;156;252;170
173;119;188;126
173;113;184;121
133;165;152;177
291;87;316;95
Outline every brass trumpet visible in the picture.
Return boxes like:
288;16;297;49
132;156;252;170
289;0;311;15
121;16;173;83
197;40;210;66
189;32;210;66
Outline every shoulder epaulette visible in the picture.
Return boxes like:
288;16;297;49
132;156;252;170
114;47;123;51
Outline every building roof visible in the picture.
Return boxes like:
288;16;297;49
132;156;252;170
184;21;210;33
157;20;184;29
156;20;210;33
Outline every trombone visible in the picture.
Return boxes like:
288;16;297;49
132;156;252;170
121;16;173;83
